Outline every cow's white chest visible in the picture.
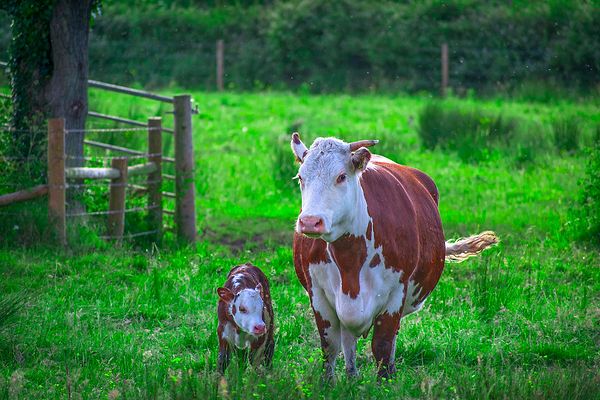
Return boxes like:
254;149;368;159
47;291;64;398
308;244;405;337
222;322;256;349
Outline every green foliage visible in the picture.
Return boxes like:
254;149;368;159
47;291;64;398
3;1;596;93
552;116;582;153
2;0;54;141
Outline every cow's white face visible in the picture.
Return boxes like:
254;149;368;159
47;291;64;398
218;285;266;337
291;134;376;242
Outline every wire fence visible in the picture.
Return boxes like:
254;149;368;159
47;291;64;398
0;124;173;241
0;81;197;243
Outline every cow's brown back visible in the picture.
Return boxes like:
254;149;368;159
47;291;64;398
364;158;445;306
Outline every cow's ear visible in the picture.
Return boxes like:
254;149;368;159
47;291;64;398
217;287;234;303
351;147;372;171
291;132;308;163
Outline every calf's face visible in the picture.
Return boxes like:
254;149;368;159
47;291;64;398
291;134;376;242
218;285;266;336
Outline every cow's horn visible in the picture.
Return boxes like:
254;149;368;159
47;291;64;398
291;132;309;162
349;140;379;151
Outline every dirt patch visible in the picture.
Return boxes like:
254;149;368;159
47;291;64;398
199;216;294;253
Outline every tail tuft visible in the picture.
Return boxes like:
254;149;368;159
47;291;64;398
445;231;499;263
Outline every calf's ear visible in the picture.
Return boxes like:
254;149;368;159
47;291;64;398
255;283;263;296
351;147;372;171
217;287;234;303
291;132;308;163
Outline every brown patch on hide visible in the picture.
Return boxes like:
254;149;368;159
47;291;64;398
313;308;332;351
369;253;381;268
328;234;367;299
293;232;329;292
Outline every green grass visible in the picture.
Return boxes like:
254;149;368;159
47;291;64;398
0;91;599;399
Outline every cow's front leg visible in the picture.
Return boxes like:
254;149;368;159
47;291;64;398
371;311;401;379
341;328;358;377
311;297;340;381
314;311;340;380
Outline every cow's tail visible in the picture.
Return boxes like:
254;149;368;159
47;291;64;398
445;231;499;263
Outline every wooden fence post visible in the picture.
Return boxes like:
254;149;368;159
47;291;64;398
441;43;448;97
173;95;197;243
148;117;163;242
47;118;66;245
216;39;224;91
108;157;128;243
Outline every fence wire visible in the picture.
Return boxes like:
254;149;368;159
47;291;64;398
65;153;162;161
66;127;161;134
65;179;161;189
3;154;162;162
0;156;46;162
66;205;159;217
99;229;159;240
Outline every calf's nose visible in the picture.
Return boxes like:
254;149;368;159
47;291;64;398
299;215;325;234
253;323;266;335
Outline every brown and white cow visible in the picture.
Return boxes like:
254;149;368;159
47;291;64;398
290;134;497;379
217;263;275;374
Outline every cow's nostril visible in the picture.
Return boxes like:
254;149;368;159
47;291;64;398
299;215;326;234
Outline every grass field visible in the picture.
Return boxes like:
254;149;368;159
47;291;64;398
0;91;599;399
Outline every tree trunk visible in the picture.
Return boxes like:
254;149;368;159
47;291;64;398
47;0;93;168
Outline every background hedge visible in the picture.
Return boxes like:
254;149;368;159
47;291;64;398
0;0;598;93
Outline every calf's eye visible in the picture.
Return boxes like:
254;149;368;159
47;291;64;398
336;173;347;184
239;306;247;313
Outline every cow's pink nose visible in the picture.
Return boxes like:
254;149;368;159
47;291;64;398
253;323;266;335
299;216;325;234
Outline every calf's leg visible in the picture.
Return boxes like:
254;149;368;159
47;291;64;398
217;338;231;374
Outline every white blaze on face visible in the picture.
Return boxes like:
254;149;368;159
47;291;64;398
294;138;370;242
230;288;265;336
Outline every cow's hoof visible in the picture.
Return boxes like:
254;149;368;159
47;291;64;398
345;367;359;379
376;365;396;381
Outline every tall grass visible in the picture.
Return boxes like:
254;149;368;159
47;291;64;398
579;142;600;243
418;102;522;163
0;292;25;329
552;116;582;153
272;134;299;191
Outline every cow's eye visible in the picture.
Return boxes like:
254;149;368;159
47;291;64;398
239;306;247;313
336;173;347;184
